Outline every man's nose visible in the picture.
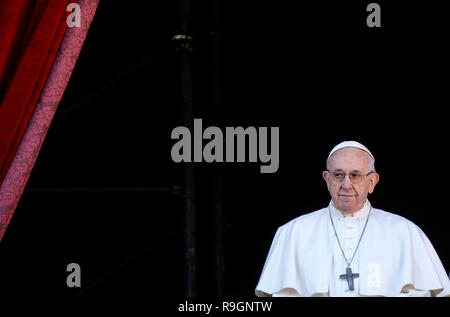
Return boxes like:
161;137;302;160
341;175;353;189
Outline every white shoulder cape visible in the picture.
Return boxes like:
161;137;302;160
255;207;450;297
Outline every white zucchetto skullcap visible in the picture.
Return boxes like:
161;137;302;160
328;141;374;161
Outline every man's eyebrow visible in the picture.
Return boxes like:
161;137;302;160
331;169;363;173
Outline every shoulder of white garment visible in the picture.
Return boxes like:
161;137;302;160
279;206;413;230
273;208;330;242
274;206;415;242
369;207;425;233
279;206;423;240
278;208;328;230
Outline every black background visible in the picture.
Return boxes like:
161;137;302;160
0;0;448;303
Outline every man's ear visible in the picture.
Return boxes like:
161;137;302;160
322;170;329;182
368;173;380;194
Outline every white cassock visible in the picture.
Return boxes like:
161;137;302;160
255;200;450;297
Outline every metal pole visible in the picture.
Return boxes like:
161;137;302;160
212;169;224;296
211;0;225;297
175;0;197;297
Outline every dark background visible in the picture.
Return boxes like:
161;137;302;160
0;0;448;301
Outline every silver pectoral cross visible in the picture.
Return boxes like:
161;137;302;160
339;266;359;291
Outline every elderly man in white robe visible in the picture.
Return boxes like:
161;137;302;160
255;141;450;297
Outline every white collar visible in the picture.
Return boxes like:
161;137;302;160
329;199;371;220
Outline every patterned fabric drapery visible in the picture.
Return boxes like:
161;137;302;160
0;0;100;241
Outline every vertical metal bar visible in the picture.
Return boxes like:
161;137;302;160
178;0;197;297
211;0;225;297
212;169;224;296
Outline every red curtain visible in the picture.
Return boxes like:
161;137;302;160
0;0;99;242
0;0;70;185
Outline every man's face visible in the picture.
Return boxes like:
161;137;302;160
322;147;379;214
